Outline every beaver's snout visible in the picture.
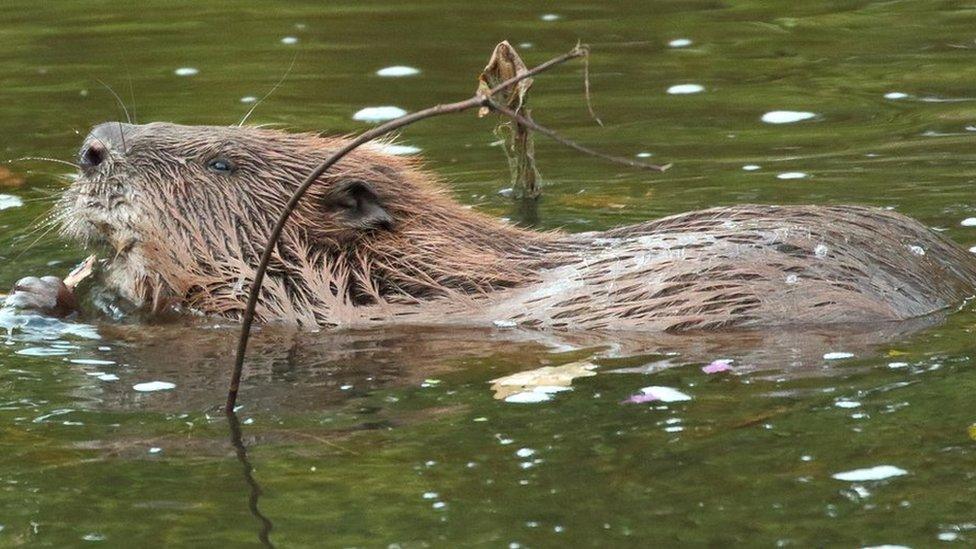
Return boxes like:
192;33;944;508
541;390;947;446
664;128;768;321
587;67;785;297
80;122;134;170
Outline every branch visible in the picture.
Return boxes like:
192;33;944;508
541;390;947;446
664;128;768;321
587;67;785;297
225;43;669;412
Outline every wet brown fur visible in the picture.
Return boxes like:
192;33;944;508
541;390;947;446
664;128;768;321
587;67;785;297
58;122;976;331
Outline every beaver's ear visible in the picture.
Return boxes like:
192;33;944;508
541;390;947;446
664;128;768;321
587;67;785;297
322;180;394;231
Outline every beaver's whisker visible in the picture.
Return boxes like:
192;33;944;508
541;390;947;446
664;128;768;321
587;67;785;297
96;79;132;125
13;157;80;170
11;217;61;260
126;72;138;124
238;51;299;127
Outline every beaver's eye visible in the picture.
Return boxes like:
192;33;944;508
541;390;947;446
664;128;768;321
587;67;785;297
207;157;235;174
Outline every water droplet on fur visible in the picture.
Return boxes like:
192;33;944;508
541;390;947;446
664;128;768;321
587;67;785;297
785;274;799;284
762;111;816;124
814;244;829;257
909;245;925;256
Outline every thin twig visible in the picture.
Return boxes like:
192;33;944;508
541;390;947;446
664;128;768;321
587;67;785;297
581;49;604;127
225;43;668;411
487;99;669;171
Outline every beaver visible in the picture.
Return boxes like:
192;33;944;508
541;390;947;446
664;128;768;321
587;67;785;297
9;121;976;332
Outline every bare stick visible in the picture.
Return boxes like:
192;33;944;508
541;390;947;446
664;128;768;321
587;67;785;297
225;43;668;412
487;100;670;172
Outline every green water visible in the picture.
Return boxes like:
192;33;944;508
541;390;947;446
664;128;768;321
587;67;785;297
2;0;976;546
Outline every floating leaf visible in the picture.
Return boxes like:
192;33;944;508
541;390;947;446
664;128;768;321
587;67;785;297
489;361;597;401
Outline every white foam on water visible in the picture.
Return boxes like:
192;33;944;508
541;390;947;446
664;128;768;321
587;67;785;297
505;391;551;403
761;110;816;124
667;84;704;95
174;67;198;77
668;38;692;48
133;381;176;392
353;106;407;122
70;359;116;366
832;465;908;482
960;217;976;227
834;400;861;409
377;66;420;77
0;194;23;210
777;172;808;180
640;386;692;402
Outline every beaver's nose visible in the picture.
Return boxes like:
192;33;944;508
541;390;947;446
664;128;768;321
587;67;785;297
80;122;134;170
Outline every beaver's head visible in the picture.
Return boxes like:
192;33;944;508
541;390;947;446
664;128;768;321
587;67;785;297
58;122;546;323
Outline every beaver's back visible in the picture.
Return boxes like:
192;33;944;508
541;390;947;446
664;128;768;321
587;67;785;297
487;205;976;331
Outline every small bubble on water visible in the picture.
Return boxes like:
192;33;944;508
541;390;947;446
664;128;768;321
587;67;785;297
515;448;535;458
280;36;299;45
884;91;910;100
668;38;693;48
540;13;561;21
742;164;761;171
174;67;199;77
422;491;438;499
240;96;258;104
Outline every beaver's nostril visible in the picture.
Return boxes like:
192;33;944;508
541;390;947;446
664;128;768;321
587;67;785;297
80;141;107;169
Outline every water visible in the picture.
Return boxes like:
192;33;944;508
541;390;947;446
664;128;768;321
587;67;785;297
1;0;976;546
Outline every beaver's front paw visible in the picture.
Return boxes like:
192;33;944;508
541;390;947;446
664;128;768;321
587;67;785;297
4;276;79;318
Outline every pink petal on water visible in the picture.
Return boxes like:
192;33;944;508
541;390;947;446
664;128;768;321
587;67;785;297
702;359;733;374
